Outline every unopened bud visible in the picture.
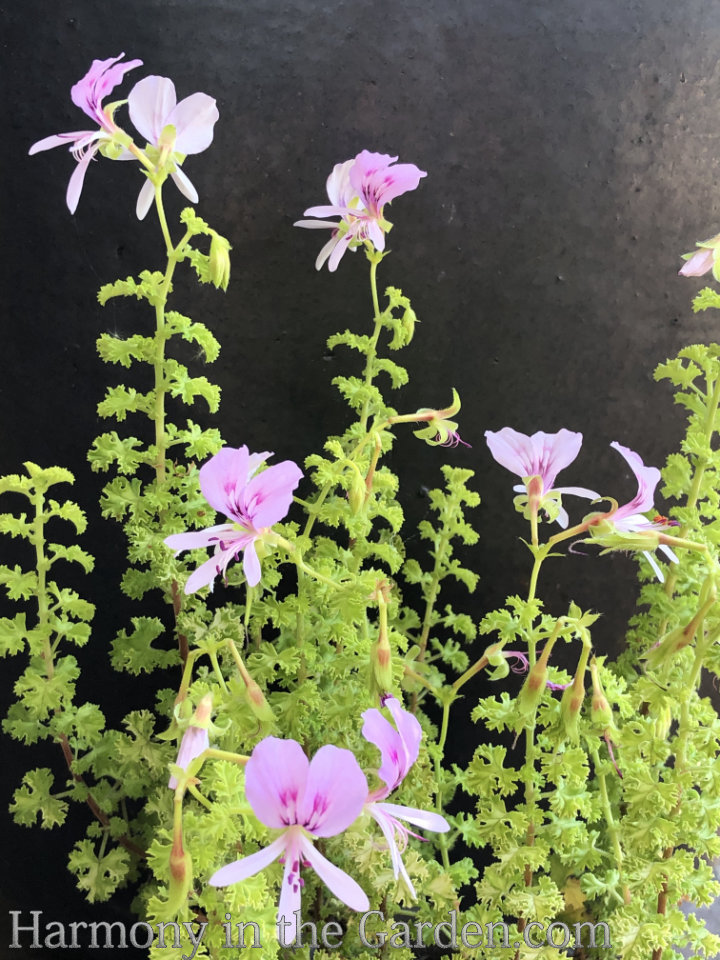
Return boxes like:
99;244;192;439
371;639;394;695
560;675;585;743
246;679;276;723
166;838;193;914
209;233;232;291
590;658;614;730
402;306;417;344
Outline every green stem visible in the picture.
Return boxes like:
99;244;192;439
434;699;452;871
591;746;623;878
359;255;382;435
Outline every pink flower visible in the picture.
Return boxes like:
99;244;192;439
294;150;427;271
29;54;143;213
209;737;369;945
361;696;449;897
168;726;209;790
485;428;599;527
168;693;212;789
606;441;678;582
678;234;720;277
164;446;302;593
127;75;219;219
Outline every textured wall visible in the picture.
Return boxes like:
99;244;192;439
3;1;720;953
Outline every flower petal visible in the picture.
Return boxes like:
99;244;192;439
164;523;236;555
199;446;251;519
170;166;199;203
299;835;369;912
679;248;714;277
168;92;219;154
242;539;262;587
66;146;97;214
208;834;287;887
128;75;177;145
298;745;367;837
136;177;155;220
610;441;661;519
244;737;309;829
71;54;143;127
485;428;583;492
369;806;416;897
375;801;450;832
242;460;303;529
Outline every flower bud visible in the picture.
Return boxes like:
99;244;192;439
402;306;417;344
166;837;193;915
560;674;585;743
371;638;394;694
246;678;276;723
589;658;614;730
209;233;232;291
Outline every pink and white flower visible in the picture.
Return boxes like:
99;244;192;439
485;428;599;528
295;150;427;271
127;75;219;219
168;693;212;789
361;696;449;897
164;446;302;593
29;53;143;213
209;737;369;945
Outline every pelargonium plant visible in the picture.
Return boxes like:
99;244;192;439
4;53;720;960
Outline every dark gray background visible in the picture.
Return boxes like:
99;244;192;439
2;1;720;954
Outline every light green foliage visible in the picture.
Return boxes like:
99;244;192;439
7;157;720;960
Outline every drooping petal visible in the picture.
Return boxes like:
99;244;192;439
299;834;369;912
183;552;225;594
327;230;355;272
277;830;303;946
370;806;416;897
244;737;309;829
136;177;155;220
170;166;199;203
208;834;287;887
610;441;661;520
242;539;262;587
128;75;177;145
298;745;367;837
65;145;98;214
242;460;304;529
168;92;219;154
376;801;450;833
29;131;95;155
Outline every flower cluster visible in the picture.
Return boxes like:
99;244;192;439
294;150;427;271
485;427;681;582
29;54;219;216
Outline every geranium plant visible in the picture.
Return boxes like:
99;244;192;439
4;54;720;960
